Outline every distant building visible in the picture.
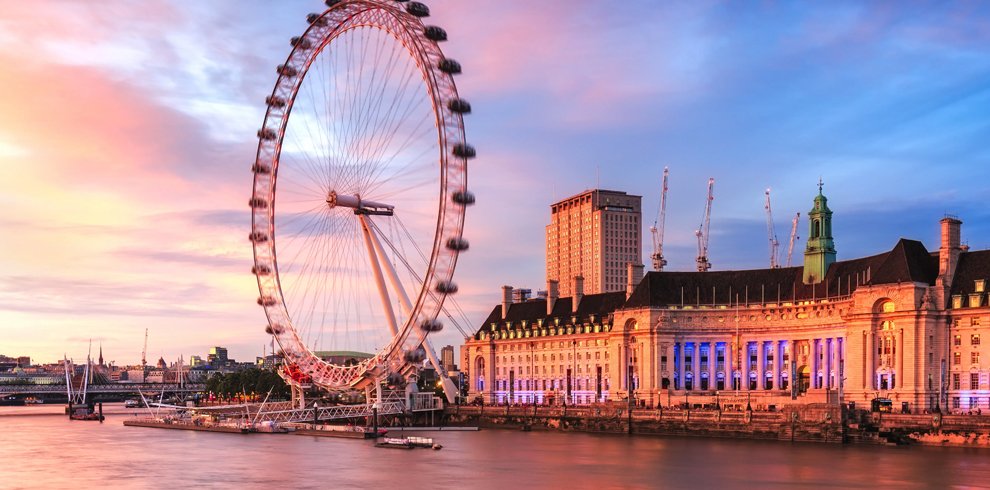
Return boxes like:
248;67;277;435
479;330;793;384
314;351;373;366
189;355;205;368
463;187;990;414
546;189;643;297
16;356;30;367
440;345;456;370
208;347;229;368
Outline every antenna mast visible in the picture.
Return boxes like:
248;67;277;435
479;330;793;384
141;328;148;376
786;212;801;267
695;178;714;272
650;167;669;271
765;188;780;268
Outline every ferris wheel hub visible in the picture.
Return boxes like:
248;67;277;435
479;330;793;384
327;191;394;216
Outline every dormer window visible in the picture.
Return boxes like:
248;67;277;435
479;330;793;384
969;294;982;308
953;295;963;309
977;280;986;293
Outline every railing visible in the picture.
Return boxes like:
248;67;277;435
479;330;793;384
253;401;405;423
0;383;205;395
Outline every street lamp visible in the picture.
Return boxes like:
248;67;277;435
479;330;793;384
530;341;535;408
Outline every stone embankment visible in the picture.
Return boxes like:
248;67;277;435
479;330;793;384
444;404;990;448
445;404;843;444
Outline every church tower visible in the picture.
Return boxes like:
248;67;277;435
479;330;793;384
803;181;836;284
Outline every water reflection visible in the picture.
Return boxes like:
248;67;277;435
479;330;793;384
3;405;990;489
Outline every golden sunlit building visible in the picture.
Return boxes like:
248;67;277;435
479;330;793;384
463;188;990;413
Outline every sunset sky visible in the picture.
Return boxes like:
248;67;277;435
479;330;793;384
1;1;989;364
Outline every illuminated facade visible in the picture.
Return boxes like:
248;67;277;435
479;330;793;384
464;189;990;413
546;189;643;297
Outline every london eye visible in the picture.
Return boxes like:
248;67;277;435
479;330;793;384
249;0;474;397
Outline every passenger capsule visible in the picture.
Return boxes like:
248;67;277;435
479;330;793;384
446;237;469;251
452;190;475;205
447;98;471;114
257;128;277;140
424;26;447;42
264;324;284;335
249;197;269;209
404;347;427;363
257;296;277;307
452;143;476;159
249;231;269;243
325;0;342;7
266;96;286;108
252;163;271;174
387;372;406;387
438;58;461;74
406;2;430;17
290;37;312;49
277;64;298;77
306;13;328;26
252;264;272;275
435;280;458;294
420;319;444;332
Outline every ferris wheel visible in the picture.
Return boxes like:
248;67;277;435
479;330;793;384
249;0;474;396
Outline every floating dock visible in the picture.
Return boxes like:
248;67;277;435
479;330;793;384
123;419;251;434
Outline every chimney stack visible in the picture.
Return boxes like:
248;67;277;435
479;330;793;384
547;279;559;316
626;262;644;300
938;217;963;289
501;285;513;320
572;275;584;313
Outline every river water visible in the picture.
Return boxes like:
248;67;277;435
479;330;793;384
3;404;990;489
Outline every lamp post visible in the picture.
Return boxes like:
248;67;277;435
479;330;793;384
530;341;536;409
572;339;577;406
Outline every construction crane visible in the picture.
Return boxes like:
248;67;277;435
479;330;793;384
695;178;714;272
649;167;670;271
765;188;780;268
786;212;801;267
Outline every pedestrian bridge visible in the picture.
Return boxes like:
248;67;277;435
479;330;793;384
0;383;204;396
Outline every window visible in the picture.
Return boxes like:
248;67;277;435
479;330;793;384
973;352;980;365
972;317;982;327
978;280;987;293
973;334;981;346
953;373;961;390
953;397;961;409
954;352;962;365
955;335;962;347
972;373;980;389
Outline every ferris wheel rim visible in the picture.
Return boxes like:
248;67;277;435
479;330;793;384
249;0;471;391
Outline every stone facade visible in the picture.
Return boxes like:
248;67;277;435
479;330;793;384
464;191;990;414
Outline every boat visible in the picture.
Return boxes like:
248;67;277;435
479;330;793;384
24;397;43;405
375;436;442;450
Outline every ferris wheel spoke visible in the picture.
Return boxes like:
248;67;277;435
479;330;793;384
359;66;427;192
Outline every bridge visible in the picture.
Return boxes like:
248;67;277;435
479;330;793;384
0;383;205;396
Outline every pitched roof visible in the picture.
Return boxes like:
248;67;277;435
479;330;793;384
478;292;627;333
625;238;938;308
951;249;990;296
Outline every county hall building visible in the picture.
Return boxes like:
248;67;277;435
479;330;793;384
462;187;990;413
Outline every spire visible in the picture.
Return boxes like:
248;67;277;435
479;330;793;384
804;181;836;284
98;343;104;367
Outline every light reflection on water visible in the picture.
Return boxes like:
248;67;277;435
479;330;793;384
3;404;990;489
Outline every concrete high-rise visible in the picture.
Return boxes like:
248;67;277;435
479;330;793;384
440;345;455;370
546;189;643;297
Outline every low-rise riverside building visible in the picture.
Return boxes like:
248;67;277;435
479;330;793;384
463;189;990;413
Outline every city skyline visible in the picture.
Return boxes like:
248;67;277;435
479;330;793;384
2;1;989;363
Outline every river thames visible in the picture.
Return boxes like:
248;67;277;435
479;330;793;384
3;404;990;489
